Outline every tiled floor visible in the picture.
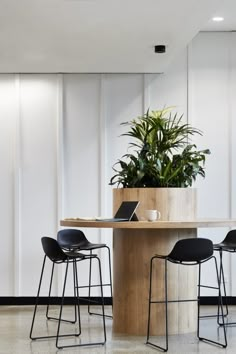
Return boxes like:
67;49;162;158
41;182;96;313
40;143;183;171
0;305;236;353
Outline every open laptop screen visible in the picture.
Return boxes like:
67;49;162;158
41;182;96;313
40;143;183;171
114;201;139;220
96;201;139;222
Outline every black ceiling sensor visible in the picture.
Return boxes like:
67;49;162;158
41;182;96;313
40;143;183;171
154;45;166;53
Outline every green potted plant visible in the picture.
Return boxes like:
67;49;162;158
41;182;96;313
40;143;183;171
110;107;210;188
110;107;210;221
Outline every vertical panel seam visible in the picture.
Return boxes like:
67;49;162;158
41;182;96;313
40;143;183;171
228;33;232;220
143;74;150;113
99;74;106;242
56;73;64;221
228;32;233;295
186;45;189;127
56;73;64;295
14;74;21;296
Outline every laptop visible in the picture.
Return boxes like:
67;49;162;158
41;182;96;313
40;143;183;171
96;201;140;222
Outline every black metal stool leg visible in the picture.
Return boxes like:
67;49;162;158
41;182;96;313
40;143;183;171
146;256;168;352
198;258;227;348
46;260;77;324
56;260;83;349
87;250;93;314
197;263;201;339
106;245;113;314
45;262;54;320
217;249;228;322
73;260;82;334
200;249;228;320
215;257;227;346
96;255;107;343
217;249;236;326
164;259;168;352
78;256;106;345
146;257;153;346
31;259;82;343
72;260;78;324
87;247;113;319
56;257;106;349
30;255;46;340
56;260;69;349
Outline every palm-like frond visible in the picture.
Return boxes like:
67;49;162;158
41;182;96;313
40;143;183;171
110;107;210;188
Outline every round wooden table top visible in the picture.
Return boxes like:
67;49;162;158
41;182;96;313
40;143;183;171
60;218;236;229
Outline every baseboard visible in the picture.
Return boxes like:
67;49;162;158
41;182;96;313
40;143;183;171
0;297;235;306
0;297;112;306
200;297;236;305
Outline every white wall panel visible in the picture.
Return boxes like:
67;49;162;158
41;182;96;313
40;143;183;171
62;74;102;295
19;75;58;295
229;33;236;294
189;32;230;220
0;75;17;295
188;32;233;295
63;74;101;217
104;74;144;212
230;33;236;220
147;50;188;118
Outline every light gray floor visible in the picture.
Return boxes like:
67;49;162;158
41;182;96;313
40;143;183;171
0;305;236;353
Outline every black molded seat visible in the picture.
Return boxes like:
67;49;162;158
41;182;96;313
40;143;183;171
58;228;107;251
168;238;213;262
214;230;236;251
30;237;106;349
146;238;227;352
57;229;113;318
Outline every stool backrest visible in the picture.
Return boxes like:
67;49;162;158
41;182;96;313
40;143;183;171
41;237;67;262
57;229;87;248
168;238;213;262
223;229;236;244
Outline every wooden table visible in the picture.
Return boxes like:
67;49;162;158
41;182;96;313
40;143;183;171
60;218;236;336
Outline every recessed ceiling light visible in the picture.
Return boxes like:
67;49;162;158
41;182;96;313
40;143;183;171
212;16;224;22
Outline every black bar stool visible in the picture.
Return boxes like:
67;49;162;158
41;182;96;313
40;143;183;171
214;229;236;325
146;238;227;352
30;237;106;349
57;228;112;318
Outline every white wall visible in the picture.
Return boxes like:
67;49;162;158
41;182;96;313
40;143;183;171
189;32;236;295
0;75;17;296
0;32;235;297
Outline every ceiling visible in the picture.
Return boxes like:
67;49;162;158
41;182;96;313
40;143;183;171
202;0;236;31
0;0;234;73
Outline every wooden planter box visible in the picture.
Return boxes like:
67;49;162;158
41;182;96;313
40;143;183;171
113;187;196;221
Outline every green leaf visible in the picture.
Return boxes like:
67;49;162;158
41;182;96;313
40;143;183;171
109;107;210;188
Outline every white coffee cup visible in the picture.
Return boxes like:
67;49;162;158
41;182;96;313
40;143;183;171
145;209;161;221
